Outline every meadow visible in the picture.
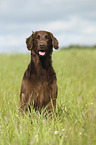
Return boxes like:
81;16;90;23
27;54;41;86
0;48;96;145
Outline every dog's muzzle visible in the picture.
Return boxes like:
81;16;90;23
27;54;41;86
39;43;46;56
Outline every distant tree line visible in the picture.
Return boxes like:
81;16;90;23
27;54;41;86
61;45;96;50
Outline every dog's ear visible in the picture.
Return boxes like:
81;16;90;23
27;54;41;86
26;32;34;50
51;34;59;49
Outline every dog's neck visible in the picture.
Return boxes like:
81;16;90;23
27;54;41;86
31;52;52;71
24;51;55;80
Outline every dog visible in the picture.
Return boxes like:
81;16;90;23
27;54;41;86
19;30;59;113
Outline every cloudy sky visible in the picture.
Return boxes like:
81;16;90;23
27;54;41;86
0;0;96;53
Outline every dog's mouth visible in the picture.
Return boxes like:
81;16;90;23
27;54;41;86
39;50;46;56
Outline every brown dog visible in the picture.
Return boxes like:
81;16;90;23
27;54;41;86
19;30;59;113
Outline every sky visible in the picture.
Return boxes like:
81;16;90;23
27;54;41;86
0;0;96;53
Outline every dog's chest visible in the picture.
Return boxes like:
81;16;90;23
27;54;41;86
24;72;52;108
30;71;52;96
22;61;56;109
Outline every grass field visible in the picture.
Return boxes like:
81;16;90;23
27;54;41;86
0;48;96;145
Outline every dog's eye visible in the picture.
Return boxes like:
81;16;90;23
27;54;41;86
36;35;40;39
45;35;49;39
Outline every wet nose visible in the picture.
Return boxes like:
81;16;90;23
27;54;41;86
40;43;45;48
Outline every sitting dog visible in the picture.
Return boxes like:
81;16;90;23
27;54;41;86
19;30;59;113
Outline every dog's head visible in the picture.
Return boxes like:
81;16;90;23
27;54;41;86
26;30;59;56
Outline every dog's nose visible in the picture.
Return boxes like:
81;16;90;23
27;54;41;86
40;43;45;48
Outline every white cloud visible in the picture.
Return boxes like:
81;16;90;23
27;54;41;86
42;0;64;3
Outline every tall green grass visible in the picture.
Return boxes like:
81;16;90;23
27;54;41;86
0;49;96;145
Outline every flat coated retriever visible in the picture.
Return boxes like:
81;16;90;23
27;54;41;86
19;30;59;113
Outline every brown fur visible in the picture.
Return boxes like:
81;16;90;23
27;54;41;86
19;30;59;113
